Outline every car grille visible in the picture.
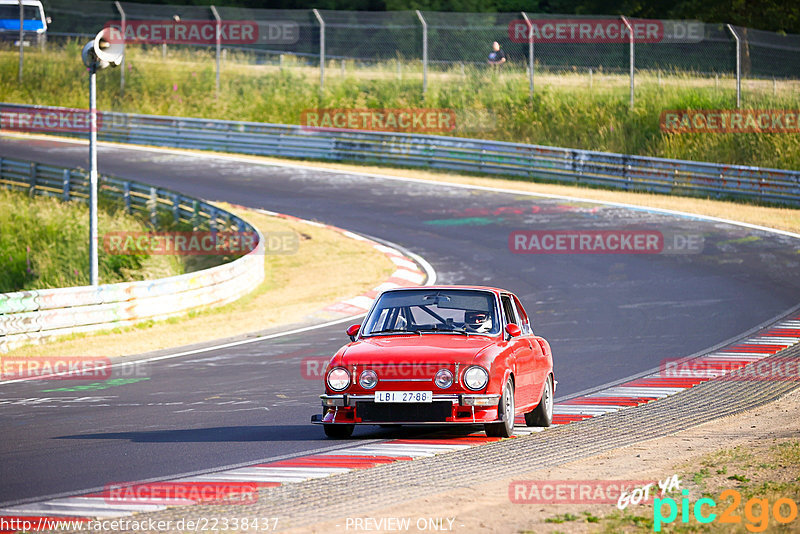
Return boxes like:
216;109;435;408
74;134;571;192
356;401;452;422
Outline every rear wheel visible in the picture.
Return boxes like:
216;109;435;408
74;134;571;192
524;375;553;427
323;424;354;439
485;378;515;438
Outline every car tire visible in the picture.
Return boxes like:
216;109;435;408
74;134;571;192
485;378;515;438
323;424;354;439
524;375;553;427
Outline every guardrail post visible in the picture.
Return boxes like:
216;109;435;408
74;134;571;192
313;9;325;94
209;206;218;232
521;12;534;101
727;24;741;108
115;1;126;95
621;16;634;110
149;186;158;225
211;6;222;96
172;193;180;223
62;169;71;201
192;199;200;229
28;163;36;197
123;181;131;213
416;10;427;96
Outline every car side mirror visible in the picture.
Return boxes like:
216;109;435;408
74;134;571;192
346;324;361;341
505;324;521;338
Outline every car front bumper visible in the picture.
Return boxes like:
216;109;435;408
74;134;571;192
312;393;502;425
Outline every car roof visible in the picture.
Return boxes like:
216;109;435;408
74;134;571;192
379;285;511;297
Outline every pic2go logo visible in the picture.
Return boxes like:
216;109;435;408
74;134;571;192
654;489;799;532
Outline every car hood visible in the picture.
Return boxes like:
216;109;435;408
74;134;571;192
341;334;497;365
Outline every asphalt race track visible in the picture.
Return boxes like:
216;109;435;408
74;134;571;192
2;136;799;506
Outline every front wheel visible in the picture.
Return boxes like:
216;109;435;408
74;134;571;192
524;375;553;427
323;424;354;439
485;378;515;438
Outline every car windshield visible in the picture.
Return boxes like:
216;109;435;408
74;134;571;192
363;289;499;336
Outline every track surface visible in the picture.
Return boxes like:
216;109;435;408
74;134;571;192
2;137;799;505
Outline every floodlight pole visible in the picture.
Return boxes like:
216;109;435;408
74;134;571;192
89;63;99;286
115;1;125;94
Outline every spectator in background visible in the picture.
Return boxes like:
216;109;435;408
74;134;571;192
488;41;506;66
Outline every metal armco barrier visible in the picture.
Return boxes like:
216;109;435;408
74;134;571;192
0;156;265;353
2;103;798;206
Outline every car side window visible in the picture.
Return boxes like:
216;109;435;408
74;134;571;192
512;295;533;335
501;295;518;326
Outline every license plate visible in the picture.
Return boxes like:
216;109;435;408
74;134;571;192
375;391;432;403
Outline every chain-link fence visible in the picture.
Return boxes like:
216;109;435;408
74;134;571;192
16;1;800;106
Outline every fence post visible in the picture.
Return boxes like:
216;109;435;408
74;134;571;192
115;1;126;95
28;163;36;196
18;0;23;82
211;6;221;96
123;181;131;213
727;24;741;108
416;10;427;96
521;12;534;101
621;16;634;110
313;9;325;94
149;186;158;225
172;193;180;223
62;169;70;201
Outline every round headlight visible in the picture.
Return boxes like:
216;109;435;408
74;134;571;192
327;367;350;391
463;366;489;390
359;369;378;389
434;368;454;389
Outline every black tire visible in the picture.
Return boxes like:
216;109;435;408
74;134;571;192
485;378;515;438
524;375;553;427
323;424;354;439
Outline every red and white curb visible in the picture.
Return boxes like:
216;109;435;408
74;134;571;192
547;313;800;425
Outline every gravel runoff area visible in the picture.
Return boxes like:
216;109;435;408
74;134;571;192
49;342;800;534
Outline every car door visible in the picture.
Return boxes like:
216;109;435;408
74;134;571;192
501;294;536;409
513;295;549;404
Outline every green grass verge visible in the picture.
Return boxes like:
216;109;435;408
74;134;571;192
0;188;195;292
1;41;799;170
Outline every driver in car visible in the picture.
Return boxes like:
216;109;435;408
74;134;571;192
464;310;492;333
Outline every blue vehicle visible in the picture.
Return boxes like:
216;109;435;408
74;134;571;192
0;0;49;46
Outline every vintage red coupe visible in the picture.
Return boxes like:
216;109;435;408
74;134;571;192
311;286;555;438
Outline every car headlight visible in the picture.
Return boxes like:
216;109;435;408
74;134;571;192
327;367;350;391
434;368;454;389
463;366;489;391
359;369;378;389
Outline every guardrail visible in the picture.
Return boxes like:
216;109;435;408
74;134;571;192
0;156;265;353
1;103;798;206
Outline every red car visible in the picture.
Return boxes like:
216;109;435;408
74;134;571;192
311;286;555;438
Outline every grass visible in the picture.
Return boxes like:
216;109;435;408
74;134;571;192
4;203;395;357
2;41;799;171
0;188;185;292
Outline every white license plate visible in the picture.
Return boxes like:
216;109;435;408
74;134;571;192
375;391;432;403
